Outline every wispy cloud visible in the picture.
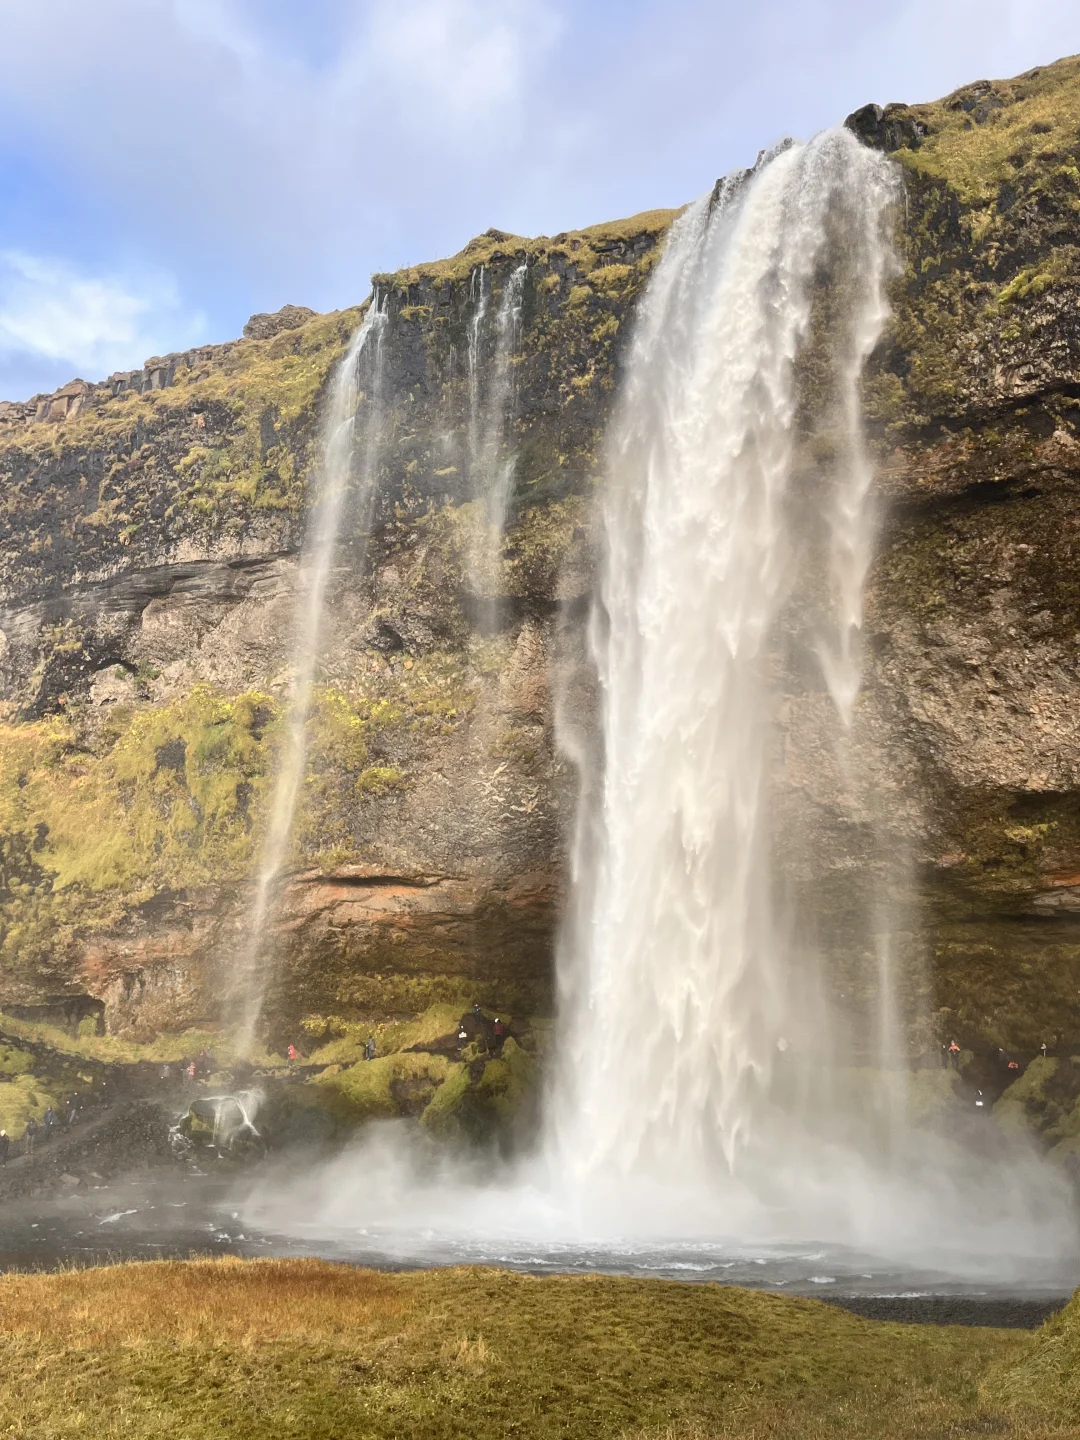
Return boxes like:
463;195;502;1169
0;252;205;385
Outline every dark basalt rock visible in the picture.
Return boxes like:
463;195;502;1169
845;102;928;152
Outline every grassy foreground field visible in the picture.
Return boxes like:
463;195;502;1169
0;1259;1076;1439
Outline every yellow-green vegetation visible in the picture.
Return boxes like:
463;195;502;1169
866;54;1080;431
985;1285;1080;1427
304;1002;463;1064
313;1051;452;1121
0;1258;1071;1439
295;1004;537;1134
0;1014;278;1070
0;686;273;965
375;210;678;290
0;307;363;516
995;1055;1080;1159
887;57;1080;204
0;651;484;974
0;1041;64;1135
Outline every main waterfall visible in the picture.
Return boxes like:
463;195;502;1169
550;130;896;1190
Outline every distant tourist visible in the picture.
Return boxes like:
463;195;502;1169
473;1003;483;1018
948;1040;961;1070
940;1043;949;1069
160;1063;172;1081
43;1106;57;1135
974;1090;985;1111
1041;1042;1049;1059
492;1018;505;1051
23;1116;37;1155
364;1037;376;1062
1007;1058;1020;1074
0;1131;9;1164
457;1025;468;1050
186;1060;197;1080
196;1049;210;1077
287;1044;298;1067
66;1093;79;1125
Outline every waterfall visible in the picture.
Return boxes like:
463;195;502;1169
549;129;901;1194
248;133;1075;1270
465;263;527;618
231;295;388;1053
466;263;489;477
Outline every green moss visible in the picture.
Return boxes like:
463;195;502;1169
472;1037;536;1121
0;1014;278;1068
311;1051;451;1120
354;765;406;795
993;1055;1080;1152
0;688;275;969
867;56;1080;432
304;1003;462;1065
420;1062;471;1134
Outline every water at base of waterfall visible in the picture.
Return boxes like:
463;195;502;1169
0;1160;1073;1320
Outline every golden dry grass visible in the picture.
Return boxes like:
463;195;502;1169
0;1259;1073;1439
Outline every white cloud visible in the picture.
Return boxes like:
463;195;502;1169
362;0;561;123
0;252;206;383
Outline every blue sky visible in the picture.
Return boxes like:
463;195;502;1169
0;0;1076;400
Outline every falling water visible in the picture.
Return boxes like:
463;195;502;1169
465;263;527;615
231;295;388;1052
466;263;489;472
548;132;901;1194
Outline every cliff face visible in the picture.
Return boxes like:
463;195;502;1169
2;56;1080;1066
0;211;673;1041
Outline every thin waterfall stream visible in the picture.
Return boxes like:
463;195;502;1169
230;295;388;1052
244;132;1076;1279
466;262;527;620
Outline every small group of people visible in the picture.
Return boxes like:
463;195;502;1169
0;1094;83;1165
160;1049;215;1084
940;1040;1054;1077
457;1006;507;1054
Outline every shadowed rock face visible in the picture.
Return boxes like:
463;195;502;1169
3;59;1080;1061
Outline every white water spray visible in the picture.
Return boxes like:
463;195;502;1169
231;296;388;1051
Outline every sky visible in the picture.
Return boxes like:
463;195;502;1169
0;0;1076;400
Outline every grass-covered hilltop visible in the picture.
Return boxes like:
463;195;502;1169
2;55;1080;1153
0;1259;1075;1438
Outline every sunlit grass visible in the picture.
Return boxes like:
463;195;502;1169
0;1259;1074;1438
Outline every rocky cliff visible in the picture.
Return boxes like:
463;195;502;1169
2;55;1080;1087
